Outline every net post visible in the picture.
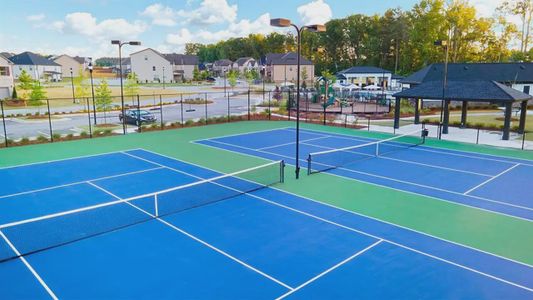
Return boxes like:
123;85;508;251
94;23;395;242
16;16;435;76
375;143;379;156
280;160;285;183
307;154;312;175
154;194;159;217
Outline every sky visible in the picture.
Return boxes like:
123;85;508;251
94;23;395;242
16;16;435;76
0;0;504;58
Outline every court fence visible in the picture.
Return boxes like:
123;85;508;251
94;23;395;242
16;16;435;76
0;90;531;151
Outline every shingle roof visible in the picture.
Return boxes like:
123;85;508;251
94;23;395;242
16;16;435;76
73;56;87;64
235;57;255;66
402;63;533;84
162;54;198;65
338;66;391;74
9;52;60;66
393;80;533;102
214;59;233;66
264;52;313;65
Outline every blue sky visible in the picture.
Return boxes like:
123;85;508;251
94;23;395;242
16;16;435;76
0;0;495;58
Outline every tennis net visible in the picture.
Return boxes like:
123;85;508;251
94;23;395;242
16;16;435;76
0;160;285;263
307;129;427;174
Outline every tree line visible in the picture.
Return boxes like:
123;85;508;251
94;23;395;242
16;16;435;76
185;0;533;76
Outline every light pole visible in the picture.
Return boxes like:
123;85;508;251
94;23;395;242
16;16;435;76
262;65;266;102
88;60;97;125
162;66;166;89
111;40;141;135
271;18;326;179
70;68;76;104
434;40;449;139
223;69;227;97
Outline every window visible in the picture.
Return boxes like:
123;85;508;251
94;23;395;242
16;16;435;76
153;66;156;71
144;56;148;61
0;67;9;76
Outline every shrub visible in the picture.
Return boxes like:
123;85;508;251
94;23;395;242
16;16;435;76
185;119;194;126
474;122;485;128
36;135;48;142
66;134;74;140
52;133;61;140
20;137;30;145
103;129;113;135
80;131;89;138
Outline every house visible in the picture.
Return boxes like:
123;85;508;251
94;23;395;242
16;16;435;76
262;53;314;85
233;57;258;74
212;59;233;76
9;52;61;81
336;66;392;90
402;63;533;96
130;48;199;82
0;54;14;99
53;55;89;77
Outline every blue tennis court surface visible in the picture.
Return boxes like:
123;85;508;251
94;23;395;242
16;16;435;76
196;127;533;221
0;148;532;299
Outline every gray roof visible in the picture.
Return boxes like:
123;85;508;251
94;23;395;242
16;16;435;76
235;57;254;66
214;59;233;66
402;63;533;84
0;52;14;59
162;54;198;65
338;66;391;74
73;56;87;64
9;52;60;66
393;80;533;102
264;52;313;66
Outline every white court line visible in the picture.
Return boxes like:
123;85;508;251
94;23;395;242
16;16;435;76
276;240;384;299
0;166;164;200
204;138;533;217
193;127;292;143
0;231;58;300
301;141;493;177
0;148;144;170
87;181;294;291
126;150;533;291
294;127;533;166
258;136;329;151
137;148;533;269
464;164;522;195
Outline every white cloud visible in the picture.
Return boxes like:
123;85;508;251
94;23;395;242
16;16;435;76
166;13;273;48
141;0;237;27
54;12;147;41
27;14;45;22
140;3;177;26
297;0;332;25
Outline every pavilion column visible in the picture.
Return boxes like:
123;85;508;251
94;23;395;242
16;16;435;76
394;97;401;129
442;100;451;134
414;99;420;124
460;100;468;128
502;102;513;140
518;100;528;134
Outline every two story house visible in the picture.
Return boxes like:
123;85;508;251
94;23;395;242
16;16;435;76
9;52;61;82
53;55;89;77
263;53;314;85
233;57;258;74
0;54;14;99
130;48;198;82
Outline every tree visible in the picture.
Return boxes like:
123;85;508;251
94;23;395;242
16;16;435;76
227;69;239;90
301;67;309;89
124;72;139;101
17;70;33;100
498;0;533;53
185;43;204;55
11;86;18;99
73;69;89;100
193;66;201;81
243;69;258;87
28;81;46;106
95;79;113;124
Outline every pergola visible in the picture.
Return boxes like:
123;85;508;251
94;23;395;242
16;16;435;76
393;80;532;140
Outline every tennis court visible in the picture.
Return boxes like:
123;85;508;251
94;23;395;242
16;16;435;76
0;121;532;299
197;127;533;221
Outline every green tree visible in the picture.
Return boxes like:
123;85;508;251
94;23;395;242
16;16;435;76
301;67;309;89
243;69;258;87
73;69;89;100
125;72;140;101
227;69;239;90
11;86;18;99
95;79;113;124
17;70;33;100
498;0;533;53
28;81;46;106
193;66;201;81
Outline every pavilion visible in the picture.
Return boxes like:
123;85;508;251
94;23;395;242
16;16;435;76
393;80;532;140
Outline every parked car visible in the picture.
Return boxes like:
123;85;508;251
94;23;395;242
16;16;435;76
119;110;156;126
206;76;216;82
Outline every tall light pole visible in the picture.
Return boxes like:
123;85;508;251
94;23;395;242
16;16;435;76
70;68;76;104
162;66;166;89
271;18;326;179
262;65;266;101
111;40;141;135
435;39;449;139
88;59;97;125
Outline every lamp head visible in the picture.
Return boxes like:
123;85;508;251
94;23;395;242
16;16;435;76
270;18;292;27
111;40;120;45
129;41;141;46
306;24;326;32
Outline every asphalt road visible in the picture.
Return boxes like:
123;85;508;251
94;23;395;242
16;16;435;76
0;94;269;140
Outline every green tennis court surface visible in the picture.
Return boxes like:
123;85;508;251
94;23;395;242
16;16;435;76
0;120;532;299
